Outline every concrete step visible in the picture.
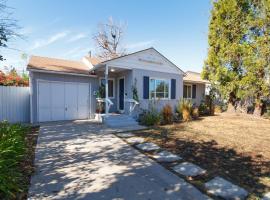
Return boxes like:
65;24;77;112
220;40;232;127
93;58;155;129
104;114;139;127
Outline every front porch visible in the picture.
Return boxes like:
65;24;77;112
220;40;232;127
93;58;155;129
93;64;139;126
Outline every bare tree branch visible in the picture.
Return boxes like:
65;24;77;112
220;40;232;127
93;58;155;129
93;17;126;60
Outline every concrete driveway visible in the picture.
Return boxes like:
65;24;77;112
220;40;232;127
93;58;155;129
28;121;210;200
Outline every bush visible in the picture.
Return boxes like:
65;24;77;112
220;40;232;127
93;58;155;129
214;105;222;113
0;121;29;199
177;99;193;121
161;104;173;124
198;101;209;115
192;107;200;119
139;109;161;126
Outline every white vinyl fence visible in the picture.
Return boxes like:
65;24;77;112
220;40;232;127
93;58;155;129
0;86;30;123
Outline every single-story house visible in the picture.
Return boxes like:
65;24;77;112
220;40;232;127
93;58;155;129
183;71;209;105
27;47;207;124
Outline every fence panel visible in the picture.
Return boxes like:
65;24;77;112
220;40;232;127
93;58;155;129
0;86;30;123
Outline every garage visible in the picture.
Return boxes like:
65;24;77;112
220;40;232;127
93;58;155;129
37;80;90;122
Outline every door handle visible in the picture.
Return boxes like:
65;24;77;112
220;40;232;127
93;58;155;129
65;107;67;111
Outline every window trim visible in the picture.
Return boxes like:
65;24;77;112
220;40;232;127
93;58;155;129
149;77;171;100
99;77;115;99
183;84;192;99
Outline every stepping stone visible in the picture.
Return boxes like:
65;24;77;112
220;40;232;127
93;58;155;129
262;192;270;200
125;137;145;145
116;132;135;138
204;176;248;200
152;150;182;162
172;162;206;177
136;142;160;152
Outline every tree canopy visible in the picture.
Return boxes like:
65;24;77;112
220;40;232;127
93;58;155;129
202;0;270;114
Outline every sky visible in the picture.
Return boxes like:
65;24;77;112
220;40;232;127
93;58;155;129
0;0;211;74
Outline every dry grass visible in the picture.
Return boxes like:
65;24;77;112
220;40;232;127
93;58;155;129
134;113;270;199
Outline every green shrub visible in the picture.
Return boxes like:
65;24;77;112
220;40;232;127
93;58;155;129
139;104;161;127
161;104;173;124
192;107;200;119
214;105;222;113
0;121;29;199
177;99;193;121
198;101;209;115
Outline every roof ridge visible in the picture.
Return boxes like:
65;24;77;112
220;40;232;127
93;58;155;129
30;55;83;63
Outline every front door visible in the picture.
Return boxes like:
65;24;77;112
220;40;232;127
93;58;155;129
119;78;125;111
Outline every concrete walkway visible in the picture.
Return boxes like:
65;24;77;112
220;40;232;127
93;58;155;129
28;121;210;200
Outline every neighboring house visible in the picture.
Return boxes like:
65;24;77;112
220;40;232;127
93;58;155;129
183;71;209;106
27;47;185;123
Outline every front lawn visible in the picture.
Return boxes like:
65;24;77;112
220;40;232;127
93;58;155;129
133;113;270;199
0;121;39;199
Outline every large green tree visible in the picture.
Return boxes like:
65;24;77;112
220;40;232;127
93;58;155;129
203;0;270;115
202;0;251;111
240;0;270;115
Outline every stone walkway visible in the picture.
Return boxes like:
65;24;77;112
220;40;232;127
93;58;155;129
117;132;250;200
28;121;211;200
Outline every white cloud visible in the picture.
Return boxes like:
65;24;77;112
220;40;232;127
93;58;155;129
126;40;155;50
62;46;92;59
67;33;87;43
29;31;69;50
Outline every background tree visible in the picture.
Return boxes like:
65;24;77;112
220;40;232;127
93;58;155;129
93;17;126;60
202;0;251;112
0;0;19;61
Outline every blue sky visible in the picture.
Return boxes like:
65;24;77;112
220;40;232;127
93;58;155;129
1;0;211;73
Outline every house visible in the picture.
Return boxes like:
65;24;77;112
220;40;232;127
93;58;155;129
27;47;186;124
183;71;209;106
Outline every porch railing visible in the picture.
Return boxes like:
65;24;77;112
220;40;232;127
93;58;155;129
125;98;139;115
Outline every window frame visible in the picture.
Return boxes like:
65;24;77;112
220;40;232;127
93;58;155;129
99;77;115;99
149;77;171;100
183;84;192;99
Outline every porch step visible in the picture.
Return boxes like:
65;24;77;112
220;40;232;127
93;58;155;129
104;115;139;127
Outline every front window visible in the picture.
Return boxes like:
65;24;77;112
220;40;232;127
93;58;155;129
183;85;192;99
100;79;114;98
150;78;169;99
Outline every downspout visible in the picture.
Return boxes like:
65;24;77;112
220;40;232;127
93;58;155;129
105;64;109;117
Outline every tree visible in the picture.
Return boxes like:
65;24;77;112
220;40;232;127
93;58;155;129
0;0;19;61
202;0;252;112
240;0;270;115
93;17;126;60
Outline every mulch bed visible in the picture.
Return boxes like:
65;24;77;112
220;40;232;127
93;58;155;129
17;126;39;200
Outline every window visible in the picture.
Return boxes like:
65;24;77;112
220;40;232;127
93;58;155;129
150;78;169;99
183;85;192;99
100;78;114;98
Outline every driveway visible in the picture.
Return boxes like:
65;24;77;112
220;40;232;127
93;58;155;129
28;121;210;200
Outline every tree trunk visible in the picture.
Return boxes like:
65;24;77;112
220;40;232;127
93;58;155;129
253;101;262;117
227;92;237;113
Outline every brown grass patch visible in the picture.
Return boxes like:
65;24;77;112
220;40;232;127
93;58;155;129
134;113;270;199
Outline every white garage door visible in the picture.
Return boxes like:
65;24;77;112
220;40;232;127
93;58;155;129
38;81;90;122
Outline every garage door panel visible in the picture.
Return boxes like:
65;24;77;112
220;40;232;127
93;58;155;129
38;82;51;108
39;108;51;122
51;82;65;121
38;82;51;122
65;83;78;120
78;83;89;119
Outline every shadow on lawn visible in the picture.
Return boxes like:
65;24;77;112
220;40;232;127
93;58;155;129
139;126;270;196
